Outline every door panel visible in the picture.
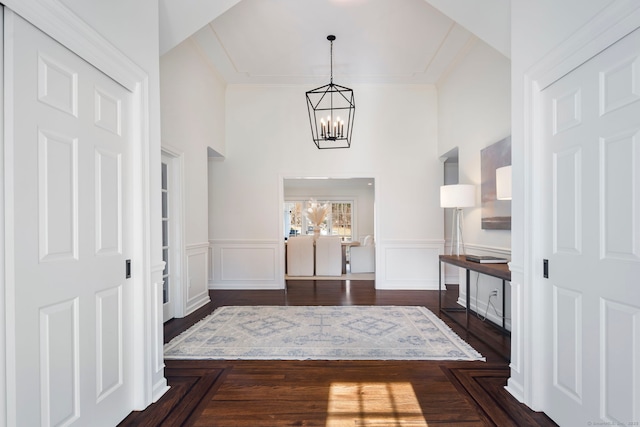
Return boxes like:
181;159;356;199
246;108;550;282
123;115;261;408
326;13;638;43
161;156;173;322
542;27;640;425
7;11;133;426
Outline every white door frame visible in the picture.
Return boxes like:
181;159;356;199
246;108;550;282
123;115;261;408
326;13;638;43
161;145;186;320
521;0;640;411
278;173;379;285
0;0;166;421
0;7;6;422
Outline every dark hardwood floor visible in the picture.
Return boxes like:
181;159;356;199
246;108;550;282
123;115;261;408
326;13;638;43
120;281;556;426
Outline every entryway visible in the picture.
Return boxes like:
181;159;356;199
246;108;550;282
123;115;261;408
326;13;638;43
161;149;185;322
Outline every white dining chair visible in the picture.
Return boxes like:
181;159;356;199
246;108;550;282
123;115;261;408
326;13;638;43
286;235;315;276
315;236;342;276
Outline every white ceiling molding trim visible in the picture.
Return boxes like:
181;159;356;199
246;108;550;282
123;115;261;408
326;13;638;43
160;0;505;85
159;0;242;55
424;0;511;58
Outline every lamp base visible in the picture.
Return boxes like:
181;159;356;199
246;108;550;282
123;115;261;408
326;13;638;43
449;208;466;257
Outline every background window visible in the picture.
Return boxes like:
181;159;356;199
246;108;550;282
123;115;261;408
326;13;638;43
284;200;353;241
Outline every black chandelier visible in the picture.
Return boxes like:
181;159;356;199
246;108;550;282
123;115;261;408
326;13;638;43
306;35;355;149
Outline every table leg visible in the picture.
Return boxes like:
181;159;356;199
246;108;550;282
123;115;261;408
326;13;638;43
466;268;470;330
438;260;442;313
502;279;506;330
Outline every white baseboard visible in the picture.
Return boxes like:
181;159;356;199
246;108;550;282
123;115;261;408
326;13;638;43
184;291;210;316
505;379;525;403
209;282;284;290
456;295;511;331
151;379;170;404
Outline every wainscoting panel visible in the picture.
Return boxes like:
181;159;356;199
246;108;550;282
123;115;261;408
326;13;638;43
186;243;211;314
456;244;512;331
376;241;442;290
220;248;276;281
209;240;283;290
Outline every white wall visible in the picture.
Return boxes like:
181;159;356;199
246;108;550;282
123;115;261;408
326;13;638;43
438;39;511;249
437;38;511;326
161;39;224;244
161;38;226;172
209;84;443;289
160;39;226;316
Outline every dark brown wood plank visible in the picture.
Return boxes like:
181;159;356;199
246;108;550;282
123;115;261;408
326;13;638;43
119;367;226;427
120;282;558;427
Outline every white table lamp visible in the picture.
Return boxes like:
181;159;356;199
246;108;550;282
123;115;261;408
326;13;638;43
440;184;475;256
496;165;512;200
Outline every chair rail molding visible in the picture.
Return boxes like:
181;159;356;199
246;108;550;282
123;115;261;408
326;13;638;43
463;243;511;257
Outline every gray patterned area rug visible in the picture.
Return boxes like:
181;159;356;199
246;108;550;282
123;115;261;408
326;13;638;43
164;306;484;361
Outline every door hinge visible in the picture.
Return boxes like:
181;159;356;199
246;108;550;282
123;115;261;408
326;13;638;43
543;259;549;278
126;259;132;279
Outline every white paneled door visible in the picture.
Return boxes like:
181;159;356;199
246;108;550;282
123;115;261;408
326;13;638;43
541;27;640;425
6;11;133;426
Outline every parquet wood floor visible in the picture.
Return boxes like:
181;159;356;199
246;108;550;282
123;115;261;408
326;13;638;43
120;281;556;426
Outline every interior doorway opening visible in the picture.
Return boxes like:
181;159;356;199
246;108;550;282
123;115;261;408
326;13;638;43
282;177;376;279
161;149;185;322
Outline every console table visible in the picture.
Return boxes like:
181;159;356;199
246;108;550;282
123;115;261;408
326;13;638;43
438;255;511;335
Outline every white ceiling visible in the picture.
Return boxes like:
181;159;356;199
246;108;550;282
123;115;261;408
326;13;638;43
159;0;510;85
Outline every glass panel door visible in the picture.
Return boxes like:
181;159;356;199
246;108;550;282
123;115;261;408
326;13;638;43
161;158;173;321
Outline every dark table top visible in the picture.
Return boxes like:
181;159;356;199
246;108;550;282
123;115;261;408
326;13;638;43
439;254;511;281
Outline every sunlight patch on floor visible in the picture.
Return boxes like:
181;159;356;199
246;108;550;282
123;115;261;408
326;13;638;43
326;382;428;426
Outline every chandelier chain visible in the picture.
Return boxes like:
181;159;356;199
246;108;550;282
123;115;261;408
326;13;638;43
330;38;333;84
